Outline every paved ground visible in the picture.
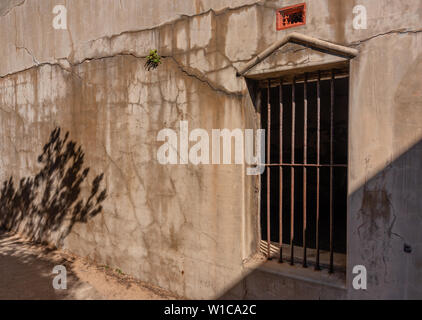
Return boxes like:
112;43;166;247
0;231;179;300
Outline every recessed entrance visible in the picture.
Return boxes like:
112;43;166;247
259;67;349;273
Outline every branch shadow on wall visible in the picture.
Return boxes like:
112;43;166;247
0;128;107;247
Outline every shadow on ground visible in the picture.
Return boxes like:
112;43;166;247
0;232;96;299
0;231;180;299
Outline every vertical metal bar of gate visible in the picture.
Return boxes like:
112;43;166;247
267;80;271;259
315;71;321;271
279;79;283;263
290;77;296;265
329;71;335;273
303;74;308;268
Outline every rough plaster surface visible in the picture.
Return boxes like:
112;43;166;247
0;0;421;299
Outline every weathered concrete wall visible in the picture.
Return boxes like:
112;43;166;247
348;31;422;299
0;0;421;299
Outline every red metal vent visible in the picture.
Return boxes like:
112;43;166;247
276;3;306;30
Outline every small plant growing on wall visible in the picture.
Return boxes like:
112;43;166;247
144;49;162;71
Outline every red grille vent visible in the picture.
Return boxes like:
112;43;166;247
276;3;306;31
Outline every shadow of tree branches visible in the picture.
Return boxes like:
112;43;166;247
0;128;107;247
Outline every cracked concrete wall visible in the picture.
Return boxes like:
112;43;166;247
348;31;422;299
0;0;421;299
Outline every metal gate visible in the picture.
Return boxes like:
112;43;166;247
261;68;348;273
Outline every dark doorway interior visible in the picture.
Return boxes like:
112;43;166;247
260;73;348;259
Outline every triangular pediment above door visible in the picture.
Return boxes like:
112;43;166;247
237;32;358;80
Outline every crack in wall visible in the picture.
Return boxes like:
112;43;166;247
0;0;26;17
87;0;266;44
2;0;421;99
1;1;267;90
350;28;422;47
1;3;262;96
16;46;40;65
0;50;245;99
168;56;243;98
101;142;139;227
